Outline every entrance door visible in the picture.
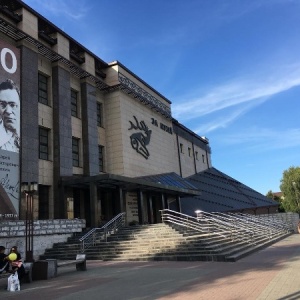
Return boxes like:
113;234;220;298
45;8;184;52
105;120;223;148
149;195;163;224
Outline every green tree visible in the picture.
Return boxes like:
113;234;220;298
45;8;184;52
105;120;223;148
266;190;275;199
265;190;285;212
280;166;300;213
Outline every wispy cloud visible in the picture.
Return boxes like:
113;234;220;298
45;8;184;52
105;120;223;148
193;97;268;134
172;63;300;129
218;127;300;151
23;0;90;20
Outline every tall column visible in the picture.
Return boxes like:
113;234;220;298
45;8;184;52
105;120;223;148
147;195;154;224
20;44;39;219
118;187;124;213
81;81;98;176
52;64;72;218
89;182;98;227
137;189;144;225
176;195;181;213
161;193;166;210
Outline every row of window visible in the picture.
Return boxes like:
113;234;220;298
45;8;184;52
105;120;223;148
39;127;105;172
38;73;103;127
179;143;206;163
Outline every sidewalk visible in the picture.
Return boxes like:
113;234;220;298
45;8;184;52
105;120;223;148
1;234;300;300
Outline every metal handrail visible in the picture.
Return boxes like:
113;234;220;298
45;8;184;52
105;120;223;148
79;212;126;252
160;209;291;247
160;210;252;244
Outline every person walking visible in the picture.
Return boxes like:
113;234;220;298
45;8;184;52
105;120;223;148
0;246;8;273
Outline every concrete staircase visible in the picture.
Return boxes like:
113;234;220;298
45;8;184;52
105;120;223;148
40;222;292;262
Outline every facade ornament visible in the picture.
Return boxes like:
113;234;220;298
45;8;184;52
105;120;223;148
128;116;152;159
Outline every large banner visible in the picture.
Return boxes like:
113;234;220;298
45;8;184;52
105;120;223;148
0;40;20;219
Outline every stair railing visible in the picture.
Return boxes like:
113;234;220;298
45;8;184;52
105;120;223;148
160;209;291;246
160;209;253;244
227;212;292;237
79;212;126;253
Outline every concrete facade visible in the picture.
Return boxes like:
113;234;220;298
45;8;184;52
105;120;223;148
0;1;276;230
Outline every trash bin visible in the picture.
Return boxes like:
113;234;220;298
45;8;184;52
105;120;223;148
32;259;57;280
32;260;48;280
46;259;57;278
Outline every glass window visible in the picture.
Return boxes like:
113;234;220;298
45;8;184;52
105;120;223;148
39;127;49;160
98;145;104;172
71;90;78;117
38;73;48;105
97;102;103;127
180;143;184;153
72;137;80;167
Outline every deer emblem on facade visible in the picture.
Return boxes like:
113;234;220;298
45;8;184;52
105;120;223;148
128;116;152;159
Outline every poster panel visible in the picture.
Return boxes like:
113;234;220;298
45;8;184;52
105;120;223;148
0;40;20;219
126;192;139;224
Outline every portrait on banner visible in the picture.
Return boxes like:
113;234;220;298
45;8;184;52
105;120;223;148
0;40;20;219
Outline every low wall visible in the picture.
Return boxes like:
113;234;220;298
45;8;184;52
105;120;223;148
0;219;86;260
260;212;299;232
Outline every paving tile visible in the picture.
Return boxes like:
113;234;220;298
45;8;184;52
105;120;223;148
1;234;300;299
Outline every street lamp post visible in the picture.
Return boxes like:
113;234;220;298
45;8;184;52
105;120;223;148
21;182;38;262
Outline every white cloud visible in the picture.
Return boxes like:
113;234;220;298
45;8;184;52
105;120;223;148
193;97;268;134
218;127;300;151
23;0;90;20
172;63;300;124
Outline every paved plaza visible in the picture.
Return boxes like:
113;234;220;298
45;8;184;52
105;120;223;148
1;234;300;300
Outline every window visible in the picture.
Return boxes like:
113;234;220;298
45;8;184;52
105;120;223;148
180;143;184;153
97;102;103;127
195;151;199;160
71;90;78;117
72;137;80;167
38;73;48;105
98;145;104;172
202;154;205;164
188;147;191;157
39;127;49;160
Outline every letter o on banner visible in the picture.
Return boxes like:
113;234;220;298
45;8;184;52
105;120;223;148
1;48;17;74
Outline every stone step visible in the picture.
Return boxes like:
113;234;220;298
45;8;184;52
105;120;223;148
225;232;292;262
39;222;291;262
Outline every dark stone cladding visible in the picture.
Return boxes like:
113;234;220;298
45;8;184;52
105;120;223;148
20;45;39;184
81;82;99;176
52;65;72;218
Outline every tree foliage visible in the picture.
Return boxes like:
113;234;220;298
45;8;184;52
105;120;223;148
280;166;300;213
265;190;285;212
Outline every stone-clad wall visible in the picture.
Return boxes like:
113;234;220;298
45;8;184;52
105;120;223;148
0;219;86;260
260;212;299;232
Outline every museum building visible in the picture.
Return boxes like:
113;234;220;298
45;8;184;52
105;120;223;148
0;0;278;228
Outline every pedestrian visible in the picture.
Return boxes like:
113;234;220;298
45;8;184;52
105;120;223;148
9;246;25;281
0;246;9;273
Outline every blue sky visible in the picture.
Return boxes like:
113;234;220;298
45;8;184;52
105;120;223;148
23;0;300;195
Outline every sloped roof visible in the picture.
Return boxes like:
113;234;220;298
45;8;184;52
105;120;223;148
180;167;278;215
137;172;199;193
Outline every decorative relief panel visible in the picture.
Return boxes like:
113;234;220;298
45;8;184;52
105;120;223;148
128;116;152;159
119;73;171;119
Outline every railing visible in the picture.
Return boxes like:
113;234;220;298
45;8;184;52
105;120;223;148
79;212;126;253
160;209;292;246
160;209;255;243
